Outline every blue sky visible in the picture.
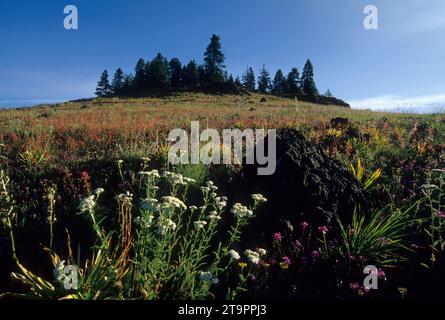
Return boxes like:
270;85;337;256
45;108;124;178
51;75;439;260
0;0;444;111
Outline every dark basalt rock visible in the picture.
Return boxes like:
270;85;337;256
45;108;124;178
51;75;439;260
240;128;370;236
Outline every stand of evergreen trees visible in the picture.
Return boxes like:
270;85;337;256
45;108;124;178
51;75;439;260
96;34;323;100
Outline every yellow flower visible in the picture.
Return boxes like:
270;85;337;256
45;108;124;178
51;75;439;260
263;263;271;269
279;262;289;270
238;262;247;270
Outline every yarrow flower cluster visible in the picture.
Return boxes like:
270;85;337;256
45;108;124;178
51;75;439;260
157;218;177;235
198;271;219;284
231;203;253;218
194;220;208;230
200;180;218;193
161;196;187;210
117;191;133;203
78;195;96;213
214;196;227;210
228;249;240;260
162;171;195;186
138;169;160;179
251;194;267;204
207;211;221;221
244;248;266;265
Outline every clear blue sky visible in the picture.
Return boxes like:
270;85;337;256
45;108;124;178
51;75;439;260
1;0;444;111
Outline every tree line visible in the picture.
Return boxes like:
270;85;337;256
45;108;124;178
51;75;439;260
96;34;328;99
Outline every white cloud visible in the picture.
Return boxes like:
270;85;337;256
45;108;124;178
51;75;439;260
348;94;445;114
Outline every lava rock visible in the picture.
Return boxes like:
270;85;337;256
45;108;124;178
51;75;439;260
240;128;370;235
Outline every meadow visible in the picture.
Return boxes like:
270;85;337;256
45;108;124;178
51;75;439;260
0;92;444;299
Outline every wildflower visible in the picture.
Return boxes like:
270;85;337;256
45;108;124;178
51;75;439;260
257;248;267;256
228;249;241;260
183;177;196;184
138;169;160;179
215;197;227;210
282;256;292;265
273;232;283;242
161;196;187;210
117;191;133;202
318;226;329;235
238;262;248;269
162;171;186;186
349;282;360;291
230;203;253;218
200;186;211;193
279;262;289;270
206;181;218;191
94;188;104;195
157;219;177;234
189;205;198;211
435;211;445;219
300;221;309;231
116;159;123;165
398;287;408;298
194;220;208;230
78;195;96;213
140;198;159;212
294;240;303;251
251;194;267;204
207;211;221;221
245;249;261;264
141;157;150;162
310;250;320;260
263;262;271;269
198;271;219;284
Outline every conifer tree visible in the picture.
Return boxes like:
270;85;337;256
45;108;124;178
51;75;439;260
111;68;124;95
286;67;302;97
203;34;226;84
182;60;200;88
257;65;271;94
272;69;287;96
169;58;182;87
242;67;256;91
301;59;318;97
134;58;147;90
95;70;112;97
147;53;169;88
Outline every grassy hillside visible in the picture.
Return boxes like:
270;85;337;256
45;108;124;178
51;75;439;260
1;93;445;299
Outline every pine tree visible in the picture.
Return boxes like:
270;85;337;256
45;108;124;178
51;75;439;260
234;76;242;87
121;74;134;95
95;70;112;97
242;67;256;91
147;53;169;88
286;67;302;97
257;65;271;94
169;58;182;87
324;89;333;97
272;69;287;96
301;59;318;97
203;34;226;84
134;58;147;90
182;60;200;88
111;68;124;95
